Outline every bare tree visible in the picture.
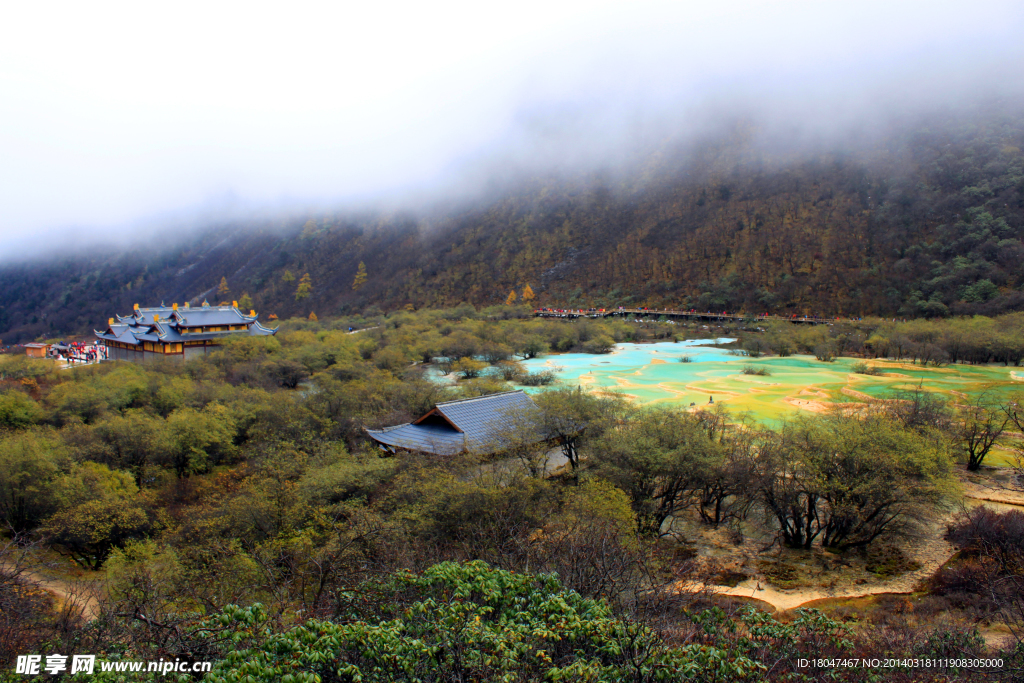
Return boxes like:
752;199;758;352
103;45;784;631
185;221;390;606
533;388;627;475
490;404;550;478
882;382;952;434
1004;393;1024;489
957;394;1009;471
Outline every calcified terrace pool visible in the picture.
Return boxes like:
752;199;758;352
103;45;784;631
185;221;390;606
519;340;1023;426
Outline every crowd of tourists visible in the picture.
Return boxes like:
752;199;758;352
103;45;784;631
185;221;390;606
43;341;107;364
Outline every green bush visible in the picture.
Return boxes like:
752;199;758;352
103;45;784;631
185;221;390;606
851;361;882;375
204;561;764;683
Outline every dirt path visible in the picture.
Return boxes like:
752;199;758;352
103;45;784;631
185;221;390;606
709;475;1023;612
962;486;1024;510
711;531;954;611
2;561;100;619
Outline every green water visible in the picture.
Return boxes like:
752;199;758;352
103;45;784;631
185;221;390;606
520;341;1022;426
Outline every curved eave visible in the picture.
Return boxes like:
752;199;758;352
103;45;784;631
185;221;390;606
251;321;279;335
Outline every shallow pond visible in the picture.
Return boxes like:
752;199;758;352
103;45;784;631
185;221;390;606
520;340;1023;426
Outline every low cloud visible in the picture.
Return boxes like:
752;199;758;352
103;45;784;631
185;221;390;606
1;1;1022;259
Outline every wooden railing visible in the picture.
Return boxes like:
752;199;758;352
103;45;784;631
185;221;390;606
534;308;845;325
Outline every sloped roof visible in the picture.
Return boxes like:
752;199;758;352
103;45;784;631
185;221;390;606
95;323;141;344
169;307;258;326
435;391;537;447
364;422;468;455
96;304;276;346
366;390;539;455
249;321;277;336
115;305;258;327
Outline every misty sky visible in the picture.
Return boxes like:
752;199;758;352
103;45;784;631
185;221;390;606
2;1;1023;255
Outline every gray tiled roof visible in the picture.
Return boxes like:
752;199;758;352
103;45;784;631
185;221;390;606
169;307;257;326
249;321;277;336
436;391;538;450
366;390;539;455
96;304;276;346
116;305;258;327
365;423;468;455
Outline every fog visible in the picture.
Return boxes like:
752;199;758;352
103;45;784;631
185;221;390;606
1;1;1022;258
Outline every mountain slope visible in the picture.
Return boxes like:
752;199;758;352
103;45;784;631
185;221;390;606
1;107;1023;343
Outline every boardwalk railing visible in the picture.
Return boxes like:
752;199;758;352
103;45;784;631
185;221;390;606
534;308;843;325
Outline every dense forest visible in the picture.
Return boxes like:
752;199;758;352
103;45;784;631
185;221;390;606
2;104;1024;344
3;308;1024;681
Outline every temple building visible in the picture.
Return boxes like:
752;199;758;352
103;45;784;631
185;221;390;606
366;390;540;456
95;300;277;361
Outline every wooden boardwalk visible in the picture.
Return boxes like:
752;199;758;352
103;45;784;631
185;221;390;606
534;308;841;325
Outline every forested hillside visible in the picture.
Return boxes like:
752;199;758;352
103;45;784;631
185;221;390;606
2;106;1023;343
4;310;1024;679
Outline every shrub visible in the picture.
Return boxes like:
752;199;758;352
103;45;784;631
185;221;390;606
757;559;802;589
519;370;557;386
814;345;836;362
930;558;1001;597
0;390;43;429
679;355;694;363
914;626;985;661
740;365;770;376
946;507;1024;573
742;338;770;357
495;360;526;382
863;543;921;577
204;562;764;683
451;357;487;379
580;335;615;354
851;361;882;375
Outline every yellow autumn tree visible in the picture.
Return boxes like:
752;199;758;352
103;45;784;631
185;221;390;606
295;273;312;301
301;219;317;239
238;292;254;311
505;289;517;305
521;284;535;303
308;312;318;321
352;262;368;290
217;276;230;297
282;270;295;283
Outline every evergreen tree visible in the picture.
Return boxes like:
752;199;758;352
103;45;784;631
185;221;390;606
353;262;368;290
238;292;254;311
295;273;313;301
282;270;295;283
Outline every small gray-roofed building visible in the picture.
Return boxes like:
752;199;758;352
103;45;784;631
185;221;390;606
366;390;541;456
96;300;277;362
